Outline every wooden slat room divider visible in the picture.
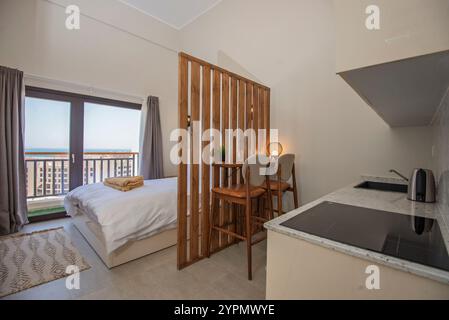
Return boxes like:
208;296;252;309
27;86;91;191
177;52;271;269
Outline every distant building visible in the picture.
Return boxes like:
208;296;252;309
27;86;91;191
25;153;138;198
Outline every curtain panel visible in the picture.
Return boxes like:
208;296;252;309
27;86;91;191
0;66;28;235
139;96;164;180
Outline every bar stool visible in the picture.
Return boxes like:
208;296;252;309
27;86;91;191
264;153;298;216
208;155;274;280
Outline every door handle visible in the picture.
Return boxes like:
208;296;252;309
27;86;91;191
71;153;75;164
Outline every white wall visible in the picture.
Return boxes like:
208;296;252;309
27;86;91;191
0;0;179;176
334;0;449;72
180;0;434;204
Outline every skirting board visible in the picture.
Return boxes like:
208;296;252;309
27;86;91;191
72;212;177;268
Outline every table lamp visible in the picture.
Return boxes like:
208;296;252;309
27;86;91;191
268;142;283;157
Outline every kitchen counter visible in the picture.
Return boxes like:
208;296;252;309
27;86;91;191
264;175;449;285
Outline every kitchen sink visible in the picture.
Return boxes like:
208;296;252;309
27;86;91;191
355;181;408;193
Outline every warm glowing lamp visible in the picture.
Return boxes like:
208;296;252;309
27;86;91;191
268;142;283;157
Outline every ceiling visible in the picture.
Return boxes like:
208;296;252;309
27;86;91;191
119;0;222;30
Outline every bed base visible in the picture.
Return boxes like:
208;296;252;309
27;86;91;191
72;212;177;269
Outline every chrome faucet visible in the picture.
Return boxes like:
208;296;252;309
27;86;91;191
389;169;409;182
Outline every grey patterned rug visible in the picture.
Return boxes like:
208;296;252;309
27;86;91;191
0;227;90;298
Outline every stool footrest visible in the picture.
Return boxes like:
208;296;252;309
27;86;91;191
252;216;269;223
212;226;246;241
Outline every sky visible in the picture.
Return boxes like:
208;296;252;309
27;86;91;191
25;98;141;152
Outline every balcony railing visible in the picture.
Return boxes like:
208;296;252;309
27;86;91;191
25;152;139;199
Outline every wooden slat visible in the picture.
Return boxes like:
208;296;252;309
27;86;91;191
211;69;221;252
221;73;230;247
246;83;253;158
256;88;265;231
177;55;188;269
231;78;238;181
259;88;265;154
222;74;230;163
264;89;270;143
201;65;211;257
238;80;246;237
238;80;246;171
190;61;200;260
253;85;259;150
259;88;265;130
230;77;238;242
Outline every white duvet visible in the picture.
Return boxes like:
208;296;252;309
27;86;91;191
64;177;177;254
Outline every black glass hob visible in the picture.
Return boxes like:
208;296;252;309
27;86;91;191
281;201;449;272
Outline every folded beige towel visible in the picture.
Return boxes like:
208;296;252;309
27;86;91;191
104;176;144;192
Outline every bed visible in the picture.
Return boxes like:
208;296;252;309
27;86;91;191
64;177;178;268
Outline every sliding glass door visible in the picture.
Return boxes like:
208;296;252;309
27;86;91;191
83;102;141;184
24;96;71;218
24;87;141;220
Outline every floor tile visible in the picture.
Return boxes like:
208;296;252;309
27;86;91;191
3;219;267;300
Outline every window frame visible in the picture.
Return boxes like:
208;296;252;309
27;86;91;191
25;86;142;110
25;86;142;222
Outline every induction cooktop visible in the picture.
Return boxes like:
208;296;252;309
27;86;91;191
280;201;449;272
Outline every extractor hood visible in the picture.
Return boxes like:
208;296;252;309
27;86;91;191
338;50;449;127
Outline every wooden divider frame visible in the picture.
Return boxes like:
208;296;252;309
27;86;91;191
177;52;271;269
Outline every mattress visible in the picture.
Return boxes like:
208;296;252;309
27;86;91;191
64;177;177;254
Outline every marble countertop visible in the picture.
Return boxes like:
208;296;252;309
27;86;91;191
264;175;449;285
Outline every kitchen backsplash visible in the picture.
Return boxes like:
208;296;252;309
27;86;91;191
433;87;449;210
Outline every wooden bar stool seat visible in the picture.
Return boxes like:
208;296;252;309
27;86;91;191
212;185;266;199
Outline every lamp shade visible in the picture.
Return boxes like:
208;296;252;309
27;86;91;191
268;142;283;157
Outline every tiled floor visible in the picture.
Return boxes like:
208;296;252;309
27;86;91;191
2;218;267;300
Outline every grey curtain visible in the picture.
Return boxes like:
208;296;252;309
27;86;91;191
140;96;164;180
0;66;28;235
